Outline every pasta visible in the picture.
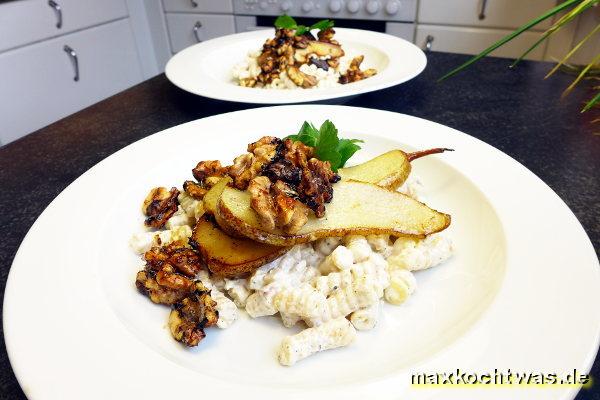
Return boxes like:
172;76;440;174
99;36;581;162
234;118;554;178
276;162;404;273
131;172;454;365
211;289;238;329
277;317;357;366
350;301;380;331
384;269;417;305
388;234;453;271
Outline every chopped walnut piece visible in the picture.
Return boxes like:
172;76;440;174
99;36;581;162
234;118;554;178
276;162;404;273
143;187;180;228
239;78;257;87
136;241;204;305
144;240;202;277
229;153;256;190
247;136;280;153
135;269;194;305
317;28;339;45
264;158;302;186
192;160;227;184
298;158;340;217
287;65;317;88
228;136;282;190
168;289;218;347
283;138;314;166
183;180;208;200
339;55;377;84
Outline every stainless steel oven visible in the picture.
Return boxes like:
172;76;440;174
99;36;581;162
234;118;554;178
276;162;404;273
232;0;416;42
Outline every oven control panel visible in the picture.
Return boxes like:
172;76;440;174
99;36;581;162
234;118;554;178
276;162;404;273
233;0;417;22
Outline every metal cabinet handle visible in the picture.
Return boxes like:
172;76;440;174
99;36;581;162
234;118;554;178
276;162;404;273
193;21;202;42
48;0;62;29
190;0;198;7
424;35;434;52
478;0;488;20
63;45;79;82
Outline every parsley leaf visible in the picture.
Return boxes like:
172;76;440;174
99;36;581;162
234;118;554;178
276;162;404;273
337;138;363;166
274;15;335;36
274;15;298;29
286;120;363;171
310;19;334;31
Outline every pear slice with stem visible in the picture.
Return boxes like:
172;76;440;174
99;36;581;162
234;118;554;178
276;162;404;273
339;148;452;190
216;180;451;246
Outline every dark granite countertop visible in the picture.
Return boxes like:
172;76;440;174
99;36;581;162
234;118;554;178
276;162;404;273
0;51;598;399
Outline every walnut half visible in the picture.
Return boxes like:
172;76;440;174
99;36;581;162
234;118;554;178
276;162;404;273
248;176;309;234
142;187;180;228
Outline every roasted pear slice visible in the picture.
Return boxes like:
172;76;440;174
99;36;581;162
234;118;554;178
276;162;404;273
339;148;452;190
191;218;289;278
203;176;232;215
217;180;451;246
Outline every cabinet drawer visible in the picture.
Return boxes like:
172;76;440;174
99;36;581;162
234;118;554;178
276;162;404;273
163;0;233;13
418;0;556;30
415;24;547;60
0;19;143;145
166;14;236;53
0;0;128;53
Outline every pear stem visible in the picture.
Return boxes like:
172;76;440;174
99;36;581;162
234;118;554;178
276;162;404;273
407;148;454;162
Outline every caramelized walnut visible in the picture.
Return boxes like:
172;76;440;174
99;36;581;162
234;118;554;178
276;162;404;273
248;176;276;230
135;269;195;305
168;286;218;347
248;176;309;234
298;158;340;217
183;180;208;200
317;28;339;45
287;65;317;88
144;240;202;277
192;160;227;184
136;241;204;305
143;187;180;229
228;136;281;190
339;55;377;84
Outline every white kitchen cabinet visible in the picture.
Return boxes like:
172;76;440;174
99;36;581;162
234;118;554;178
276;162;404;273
416;24;548;60
0;19;143;145
166;13;236;53
0;0;128;53
163;0;233;14
418;0;556;30
386;22;416;42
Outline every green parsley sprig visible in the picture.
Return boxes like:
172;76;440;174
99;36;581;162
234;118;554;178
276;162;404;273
286;120;363;171
274;15;334;36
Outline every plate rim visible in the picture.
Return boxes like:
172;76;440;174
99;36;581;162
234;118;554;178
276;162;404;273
4;105;600;400
165;28;427;104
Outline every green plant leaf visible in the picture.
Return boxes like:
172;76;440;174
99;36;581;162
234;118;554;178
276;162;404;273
286;120;363;170
582;91;600;113
295;25;310;35
563;53;600;96
274;15;335;36
510;0;598;68
337;139;364;166
311;19;334;31
438;0;584;81
546;22;600;79
274;14;297;29
314;120;342;167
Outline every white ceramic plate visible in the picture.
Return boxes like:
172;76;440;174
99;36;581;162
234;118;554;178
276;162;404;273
4;106;599;400
165;29;426;103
